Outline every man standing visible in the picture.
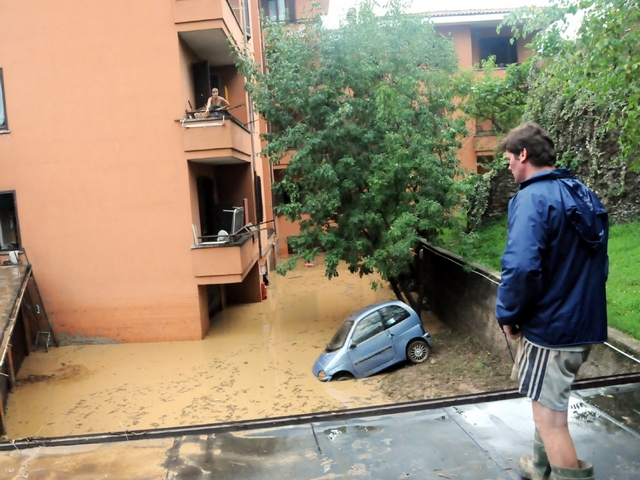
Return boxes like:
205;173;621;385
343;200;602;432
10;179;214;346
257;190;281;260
495;123;608;480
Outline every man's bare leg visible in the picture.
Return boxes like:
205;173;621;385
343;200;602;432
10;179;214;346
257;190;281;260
532;400;579;468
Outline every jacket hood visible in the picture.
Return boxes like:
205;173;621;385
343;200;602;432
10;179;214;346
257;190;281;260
522;168;608;252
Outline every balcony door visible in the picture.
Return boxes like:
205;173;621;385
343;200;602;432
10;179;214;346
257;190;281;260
197;176;216;238
0;191;20;250
192;61;221;110
197;175;238;239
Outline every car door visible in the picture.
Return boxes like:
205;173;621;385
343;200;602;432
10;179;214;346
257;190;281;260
348;310;396;377
380;305;414;356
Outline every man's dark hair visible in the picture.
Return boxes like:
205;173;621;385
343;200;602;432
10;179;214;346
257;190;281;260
499;123;556;167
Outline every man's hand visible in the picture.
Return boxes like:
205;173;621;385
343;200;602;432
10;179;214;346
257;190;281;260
504;324;522;340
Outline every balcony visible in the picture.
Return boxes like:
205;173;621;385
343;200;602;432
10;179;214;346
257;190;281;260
297;0;330;17
271;149;294;169
474;131;498;154
174;0;248;64
191;233;259;283
181;115;252;163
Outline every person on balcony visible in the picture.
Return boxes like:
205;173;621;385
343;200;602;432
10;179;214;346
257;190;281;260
206;88;231;118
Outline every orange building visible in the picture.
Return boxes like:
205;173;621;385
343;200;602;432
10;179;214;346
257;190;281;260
0;0;328;344
431;9;533;172
274;8;533;255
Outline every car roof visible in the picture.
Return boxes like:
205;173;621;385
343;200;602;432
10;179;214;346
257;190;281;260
350;300;411;321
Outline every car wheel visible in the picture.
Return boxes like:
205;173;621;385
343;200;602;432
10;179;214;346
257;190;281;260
333;372;354;382
406;340;430;364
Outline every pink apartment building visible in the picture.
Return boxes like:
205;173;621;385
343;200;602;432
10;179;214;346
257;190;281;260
0;0;328;344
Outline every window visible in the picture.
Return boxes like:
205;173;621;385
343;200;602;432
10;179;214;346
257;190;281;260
243;0;252;37
0;69;7;131
326;320;353;352
272;170;291;211
0;192;20;250
352;311;384;345
477;155;494;175
479;37;518;66
261;0;295;23
380;306;411;329
227;0;251;36
197;176;216;237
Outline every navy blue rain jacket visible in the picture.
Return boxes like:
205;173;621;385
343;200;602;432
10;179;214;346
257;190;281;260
495;168;609;347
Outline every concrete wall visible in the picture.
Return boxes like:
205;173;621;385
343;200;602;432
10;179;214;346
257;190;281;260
421;242;640;377
421;243;510;359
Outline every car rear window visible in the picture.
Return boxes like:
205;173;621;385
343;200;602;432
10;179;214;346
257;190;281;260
381;305;411;328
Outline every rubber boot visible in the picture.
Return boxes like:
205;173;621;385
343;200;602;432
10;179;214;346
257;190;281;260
550;460;594;480
518;429;551;480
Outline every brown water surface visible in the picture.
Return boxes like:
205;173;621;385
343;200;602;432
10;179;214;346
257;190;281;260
5;257;414;439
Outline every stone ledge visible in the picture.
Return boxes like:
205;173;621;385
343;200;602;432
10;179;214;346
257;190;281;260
607;327;640;363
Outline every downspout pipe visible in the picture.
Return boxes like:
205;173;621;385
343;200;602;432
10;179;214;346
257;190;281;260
241;0;263;259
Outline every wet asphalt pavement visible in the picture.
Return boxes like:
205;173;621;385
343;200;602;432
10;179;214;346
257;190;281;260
1;382;639;479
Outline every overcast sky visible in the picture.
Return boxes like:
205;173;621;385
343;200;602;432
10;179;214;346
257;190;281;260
325;0;549;27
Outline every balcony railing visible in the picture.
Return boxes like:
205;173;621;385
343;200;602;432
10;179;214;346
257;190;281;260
180;113;252;162
191;233;259;283
474;132;499;154
271;149;294;168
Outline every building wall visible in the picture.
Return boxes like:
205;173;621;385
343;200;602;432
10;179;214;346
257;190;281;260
435;25;473;68
0;0;272;343
276;216;302;257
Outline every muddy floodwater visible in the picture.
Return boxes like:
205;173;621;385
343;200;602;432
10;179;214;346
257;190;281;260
5;257;433;439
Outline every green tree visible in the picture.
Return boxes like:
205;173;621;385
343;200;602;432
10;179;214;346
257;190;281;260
456;57;530;136
453;58;531;232
502;0;640;166
236;0;470;315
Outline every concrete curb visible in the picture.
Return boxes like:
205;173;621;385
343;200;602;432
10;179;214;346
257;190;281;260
607;327;640;363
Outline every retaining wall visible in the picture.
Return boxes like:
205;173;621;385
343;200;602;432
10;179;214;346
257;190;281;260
420;242;640;377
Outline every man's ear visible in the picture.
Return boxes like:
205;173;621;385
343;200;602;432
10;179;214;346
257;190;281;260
519;148;529;163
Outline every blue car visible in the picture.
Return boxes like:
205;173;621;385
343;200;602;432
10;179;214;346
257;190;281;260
312;300;434;381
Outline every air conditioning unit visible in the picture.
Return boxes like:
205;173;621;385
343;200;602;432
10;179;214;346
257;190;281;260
224;206;245;235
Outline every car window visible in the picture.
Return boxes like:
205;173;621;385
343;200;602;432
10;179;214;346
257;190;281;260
380;305;411;329
351;311;383;345
326;320;353;352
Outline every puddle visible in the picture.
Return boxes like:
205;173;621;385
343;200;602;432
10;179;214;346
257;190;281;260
5;256;444;439
324;426;347;441
581;386;640;432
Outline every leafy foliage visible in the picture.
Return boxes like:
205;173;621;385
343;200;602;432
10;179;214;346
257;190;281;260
454;56;530;233
502;0;640;166
236;0;471;312
460;0;640;228
456;57;530;135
